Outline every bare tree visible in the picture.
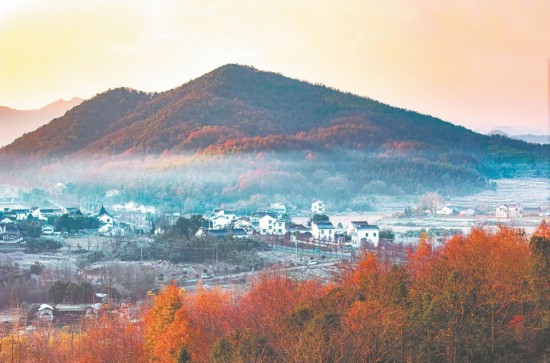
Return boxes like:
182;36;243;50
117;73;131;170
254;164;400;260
418;192;444;214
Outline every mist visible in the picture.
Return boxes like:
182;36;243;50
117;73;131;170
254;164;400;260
0;149;493;215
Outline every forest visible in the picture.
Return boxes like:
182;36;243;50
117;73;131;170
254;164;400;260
1;222;548;362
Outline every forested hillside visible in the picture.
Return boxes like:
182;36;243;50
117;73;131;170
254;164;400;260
1;64;547;204
2;64;547;161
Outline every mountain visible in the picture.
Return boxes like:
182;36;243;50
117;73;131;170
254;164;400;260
2;65;546;162
0;97;83;147
0;65;547;207
488;127;549;145
512;134;550;144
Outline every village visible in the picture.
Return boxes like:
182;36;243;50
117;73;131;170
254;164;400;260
0;179;548;334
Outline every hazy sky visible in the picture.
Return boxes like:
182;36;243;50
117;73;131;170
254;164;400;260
1;0;549;134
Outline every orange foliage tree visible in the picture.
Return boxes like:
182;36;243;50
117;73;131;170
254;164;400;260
78;316;144;363
143;281;190;362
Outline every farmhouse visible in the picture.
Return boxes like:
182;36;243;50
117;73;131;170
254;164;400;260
311;220;335;241
98;212;114;225
258;214;286;235
208;210;236;229
0;223;20;241
495;204;523;218
1;204;31;221
32;208;64;221
311;200;326;215
37;304;54;321
347;221;379;248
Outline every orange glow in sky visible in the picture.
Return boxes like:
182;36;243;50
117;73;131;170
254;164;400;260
1;0;549;134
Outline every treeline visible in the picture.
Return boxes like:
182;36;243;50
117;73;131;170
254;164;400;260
16;151;492;214
145;216;263;266
1;222;549;362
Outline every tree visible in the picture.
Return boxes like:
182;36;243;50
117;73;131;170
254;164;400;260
26;238;62;253
144;281;190;362
170;216;204;238
529;221;550;357
48;281;68;304
78;316;144;362
418;192;444;214
379;228;395;240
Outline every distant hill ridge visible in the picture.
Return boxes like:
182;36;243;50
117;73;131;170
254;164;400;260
0;97;83;147
0;64;547;165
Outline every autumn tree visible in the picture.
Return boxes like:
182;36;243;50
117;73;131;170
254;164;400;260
528;220;550;358
144;281;191;362
78;316;144;363
408;226;532;361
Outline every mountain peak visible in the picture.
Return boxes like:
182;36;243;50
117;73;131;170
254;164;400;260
1;65;547;163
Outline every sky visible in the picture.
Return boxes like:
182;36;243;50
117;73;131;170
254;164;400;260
1;0;549;134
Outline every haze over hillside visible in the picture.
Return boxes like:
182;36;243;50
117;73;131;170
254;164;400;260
0;97;83;147
488;127;550;145
0;65;547;209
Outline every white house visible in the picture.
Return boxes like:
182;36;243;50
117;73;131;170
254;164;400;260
435;206;455;215
311;220;335;241
233;218;254;234
347;221;379;248
98;213;114;225
32;208;64;221
207;210;236;229
507;204;523;218
311;200;326;215
250;211;272;224
258;214;286;235
495;204;523;218
37;304;54;321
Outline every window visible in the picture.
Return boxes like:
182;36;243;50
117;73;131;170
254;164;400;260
374;232;377;237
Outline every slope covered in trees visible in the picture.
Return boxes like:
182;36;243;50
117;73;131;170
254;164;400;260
1;64;547;202
1;64;547;164
1;223;549;362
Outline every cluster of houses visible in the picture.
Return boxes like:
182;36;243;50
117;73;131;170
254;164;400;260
427;203;548;218
196;200;381;248
0;201;133;240
111;201;156;215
